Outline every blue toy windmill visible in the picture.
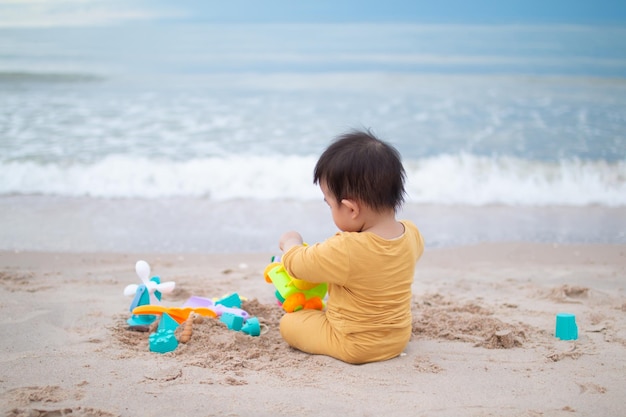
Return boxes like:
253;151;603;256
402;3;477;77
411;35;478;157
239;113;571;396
123;260;175;329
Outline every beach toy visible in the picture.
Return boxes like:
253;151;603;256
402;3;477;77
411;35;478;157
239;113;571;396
185;294;262;336
555;313;578;340
149;313;179;353
125;277;161;328
218;312;263;336
183;294;250;320
124;260;176;305
124;260;176;328
133;291;262;342
241;317;261;336
220;312;244;331
124;261;175;328
219;313;261;336
215;293;242;308
264;258;327;313
132;305;217;324
133;302;261;335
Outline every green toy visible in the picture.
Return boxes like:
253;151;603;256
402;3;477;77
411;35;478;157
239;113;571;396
264;258;327;313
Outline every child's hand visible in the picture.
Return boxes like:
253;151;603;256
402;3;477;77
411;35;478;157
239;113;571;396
279;231;304;253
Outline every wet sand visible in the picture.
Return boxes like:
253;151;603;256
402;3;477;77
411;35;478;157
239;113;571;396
1;196;624;253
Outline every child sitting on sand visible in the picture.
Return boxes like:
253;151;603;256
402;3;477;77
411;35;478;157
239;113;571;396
278;129;424;364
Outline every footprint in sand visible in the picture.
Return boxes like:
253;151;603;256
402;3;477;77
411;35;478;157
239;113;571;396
1;386;118;417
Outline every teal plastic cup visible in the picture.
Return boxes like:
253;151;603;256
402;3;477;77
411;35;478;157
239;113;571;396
555;313;578;340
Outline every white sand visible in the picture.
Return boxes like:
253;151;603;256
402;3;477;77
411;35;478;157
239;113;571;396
1;243;625;417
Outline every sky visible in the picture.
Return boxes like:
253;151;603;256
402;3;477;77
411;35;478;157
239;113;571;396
0;0;625;28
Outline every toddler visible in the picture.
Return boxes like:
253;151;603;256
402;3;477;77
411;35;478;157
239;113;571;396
279;129;424;364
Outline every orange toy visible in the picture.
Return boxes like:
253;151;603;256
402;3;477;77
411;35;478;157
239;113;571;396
131;305;217;324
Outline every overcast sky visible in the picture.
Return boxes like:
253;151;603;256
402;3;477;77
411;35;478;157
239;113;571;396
0;0;625;27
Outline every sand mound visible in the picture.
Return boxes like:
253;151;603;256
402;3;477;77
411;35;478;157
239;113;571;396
412;294;530;349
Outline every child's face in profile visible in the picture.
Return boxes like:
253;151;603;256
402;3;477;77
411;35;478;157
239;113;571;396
320;181;360;233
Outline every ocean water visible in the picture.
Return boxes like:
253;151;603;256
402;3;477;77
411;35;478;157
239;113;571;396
1;23;625;252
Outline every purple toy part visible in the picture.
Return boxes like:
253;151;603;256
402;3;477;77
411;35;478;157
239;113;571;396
183;296;249;320
183;296;213;308
215;304;250;319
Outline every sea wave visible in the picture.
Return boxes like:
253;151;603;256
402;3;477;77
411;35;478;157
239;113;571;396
1;153;624;206
404;154;626;206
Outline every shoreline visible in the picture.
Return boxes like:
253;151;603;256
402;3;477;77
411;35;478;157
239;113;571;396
1;242;625;416
1;195;625;254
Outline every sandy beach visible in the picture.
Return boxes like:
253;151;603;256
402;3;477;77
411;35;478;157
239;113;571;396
1;242;624;417
2;4;625;415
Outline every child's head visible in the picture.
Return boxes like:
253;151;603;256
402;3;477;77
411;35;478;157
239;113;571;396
313;129;406;213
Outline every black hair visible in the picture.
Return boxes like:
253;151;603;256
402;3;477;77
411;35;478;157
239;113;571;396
313;129;406;212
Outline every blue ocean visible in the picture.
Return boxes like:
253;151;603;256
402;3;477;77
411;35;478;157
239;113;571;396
1;23;625;252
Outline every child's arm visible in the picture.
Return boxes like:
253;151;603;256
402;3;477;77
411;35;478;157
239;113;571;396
281;233;350;285
279;230;304;253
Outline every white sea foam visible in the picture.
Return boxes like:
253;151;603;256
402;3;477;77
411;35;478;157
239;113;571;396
1;153;625;206
404;154;626;206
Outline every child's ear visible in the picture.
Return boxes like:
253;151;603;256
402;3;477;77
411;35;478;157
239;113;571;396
341;199;360;219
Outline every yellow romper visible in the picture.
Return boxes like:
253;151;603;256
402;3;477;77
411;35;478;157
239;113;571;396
279;220;424;364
